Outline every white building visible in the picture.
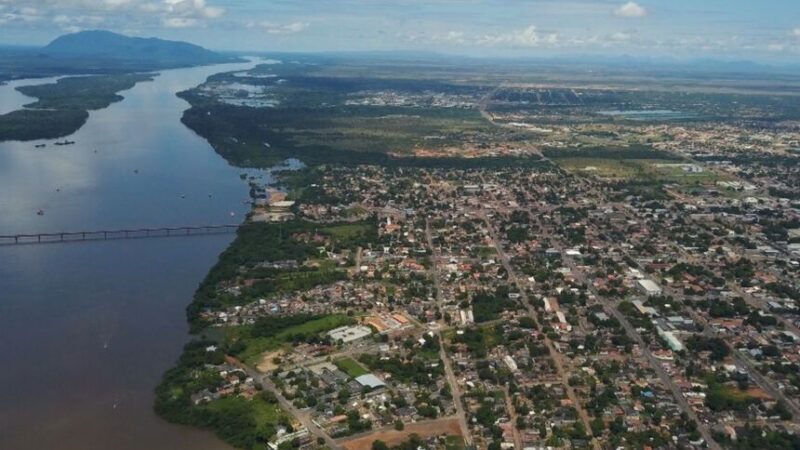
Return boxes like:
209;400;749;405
637;279;662;296
328;325;372;343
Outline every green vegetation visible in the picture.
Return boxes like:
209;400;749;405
544;145;724;187
718;425;800;450
155;340;292;450
543;145;682;161
175;60;550;169
685;335;731;361
228;314;355;364
704;375;758;412
0;109;88;141
359;353;443;385
188;219;377;329
17;73;154;110
453;325;506;358
471;287;518;323
335;356;370;377
0;73;153;141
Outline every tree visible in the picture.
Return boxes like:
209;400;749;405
372;440;389;450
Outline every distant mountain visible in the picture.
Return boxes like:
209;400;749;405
42;30;238;68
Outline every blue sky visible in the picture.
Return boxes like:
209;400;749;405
1;0;799;63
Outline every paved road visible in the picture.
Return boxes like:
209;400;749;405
479;212;600;450
233;360;343;450
604;303;722;450
426;219;474;446
552;235;721;450
610;206;800;426
503;386;524;450
262;375;343;450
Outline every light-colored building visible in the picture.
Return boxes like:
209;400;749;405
328;325;372;343
637;279;662;296
355;374;386;389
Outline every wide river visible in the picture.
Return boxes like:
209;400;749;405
0;60;270;449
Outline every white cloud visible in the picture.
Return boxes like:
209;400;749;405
767;43;785;52
0;0;225;29
615;1;647;18
251;20;309;34
610;31;631;41
163;16;197;28
443;31;465;44
478;25;558;47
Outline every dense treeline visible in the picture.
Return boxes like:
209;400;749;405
0;108;88;141
717;426;800;450
0;73;153;142
359;354;443;385
154;340;286;449
188;219;377;329
471;287;518;322
17;73;154;110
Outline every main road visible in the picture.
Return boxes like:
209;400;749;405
478;211;601;450
426;219;474;447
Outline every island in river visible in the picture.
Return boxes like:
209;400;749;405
0;73;154;141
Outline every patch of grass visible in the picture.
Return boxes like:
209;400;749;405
474;246;497;258
324;223;373;240
250;396;288;427
335;356;370;377
233;314;356;364
556;157;723;185
445;436;466;450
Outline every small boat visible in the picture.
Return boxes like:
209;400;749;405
34;144;46;148
229;211;236;217
36;209;44;216
133;169;139;174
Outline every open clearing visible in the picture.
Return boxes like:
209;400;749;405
339;417;462;450
256;350;284;373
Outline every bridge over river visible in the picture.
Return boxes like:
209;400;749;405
0;224;240;245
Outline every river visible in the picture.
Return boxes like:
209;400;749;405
0;60;269;449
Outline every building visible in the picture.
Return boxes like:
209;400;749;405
657;326;684;352
328;325;372;343
637;279;663;296
355;374;386;390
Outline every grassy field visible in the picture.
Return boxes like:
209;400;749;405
335;356;370;377
204;395;291;450
555;157;724;185
233;314;355;364
474;246;498;258
445;435;466;450
325;223;374;240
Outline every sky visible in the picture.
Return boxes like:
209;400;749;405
1;0;800;63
